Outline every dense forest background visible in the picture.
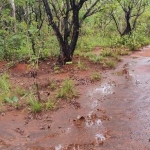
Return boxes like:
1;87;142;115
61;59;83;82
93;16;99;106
0;0;150;63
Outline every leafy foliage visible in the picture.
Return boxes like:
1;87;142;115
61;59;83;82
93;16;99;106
0;0;149;62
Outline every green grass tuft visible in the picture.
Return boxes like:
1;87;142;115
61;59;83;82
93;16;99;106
56;79;77;100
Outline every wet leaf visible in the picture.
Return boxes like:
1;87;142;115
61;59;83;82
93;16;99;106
12;96;18;102
5;97;13;103
66;62;72;65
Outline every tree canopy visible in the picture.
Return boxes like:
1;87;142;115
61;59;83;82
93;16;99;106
0;0;150;62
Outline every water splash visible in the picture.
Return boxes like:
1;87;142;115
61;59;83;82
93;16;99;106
55;144;63;150
89;83;114;96
95;134;106;141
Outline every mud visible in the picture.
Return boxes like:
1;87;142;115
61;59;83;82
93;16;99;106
1;46;150;150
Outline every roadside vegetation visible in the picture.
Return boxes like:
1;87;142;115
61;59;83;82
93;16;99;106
0;0;150;112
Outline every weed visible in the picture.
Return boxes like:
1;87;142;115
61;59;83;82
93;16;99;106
56;79;77;100
5;96;18;104
74;50;83;56
120;50;131;55
30;100;42;113
6;61;16;69
77;59;85;70
0;73;10;91
112;53;121;61
15;87;27;96
0;92;11;103
0;73;11;103
28;92;42;113
46;98;56;110
49;80;56;90
54;66;59;74
104;60;116;68
90;72;101;82
83;52;95;58
89;55;104;63
100;49;113;57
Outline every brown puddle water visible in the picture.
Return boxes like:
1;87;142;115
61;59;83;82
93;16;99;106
1;46;150;150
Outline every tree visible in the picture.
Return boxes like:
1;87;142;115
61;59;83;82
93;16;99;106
15;0;45;55
42;0;105;65
110;0;149;36
9;0;16;32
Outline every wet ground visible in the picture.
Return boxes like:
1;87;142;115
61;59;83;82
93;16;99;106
1;46;150;150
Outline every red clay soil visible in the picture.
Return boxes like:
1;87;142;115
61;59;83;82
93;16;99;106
0;61;6;70
1;46;150;150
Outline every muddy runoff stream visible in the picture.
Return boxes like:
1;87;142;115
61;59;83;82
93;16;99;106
1;46;150;150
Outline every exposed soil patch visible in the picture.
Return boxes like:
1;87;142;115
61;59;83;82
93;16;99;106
133;45;150;57
0;61;6;70
1;46;150;149
93;46;103;55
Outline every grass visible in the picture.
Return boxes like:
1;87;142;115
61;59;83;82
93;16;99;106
30;100;42;113
56;79;77;100
104;59;116;68
112;53;121;61
77;31;111;52
0;92;11;103
0;73;10;91
54;66;59;74
15;87;27;97
27;92;42;113
100;49;113;57
114;48;131;55
0;73;11;103
49;79;56;90
83;52;105;64
90;72;101;82
89;55;104;63
0;73;25;109
46;97;56;110
77;59;86;70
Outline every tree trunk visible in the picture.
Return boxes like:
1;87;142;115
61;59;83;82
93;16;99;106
122;12;131;36
9;0;16;32
70;8;80;56
57;44;72;65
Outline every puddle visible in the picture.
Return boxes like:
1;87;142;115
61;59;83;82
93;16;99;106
64;127;71;134
90;83;114;95
95;133;106;141
85;118;102;128
91;100;99;109
55;144;63;150
74;112;103;129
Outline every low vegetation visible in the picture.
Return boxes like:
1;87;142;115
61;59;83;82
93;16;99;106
90;72;102;82
56;79;77;100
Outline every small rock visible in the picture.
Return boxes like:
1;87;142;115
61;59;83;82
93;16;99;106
43;114;48;119
40;126;45;130
48;125;51;129
27;135;30;138
1;112;5;116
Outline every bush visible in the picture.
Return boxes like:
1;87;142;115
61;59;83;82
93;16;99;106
110;31;150;51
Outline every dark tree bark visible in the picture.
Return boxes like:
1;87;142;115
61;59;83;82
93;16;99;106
42;0;104;65
122;11;132;36
110;0;149;36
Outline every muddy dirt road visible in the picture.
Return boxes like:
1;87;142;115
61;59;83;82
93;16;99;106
1;46;150;150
